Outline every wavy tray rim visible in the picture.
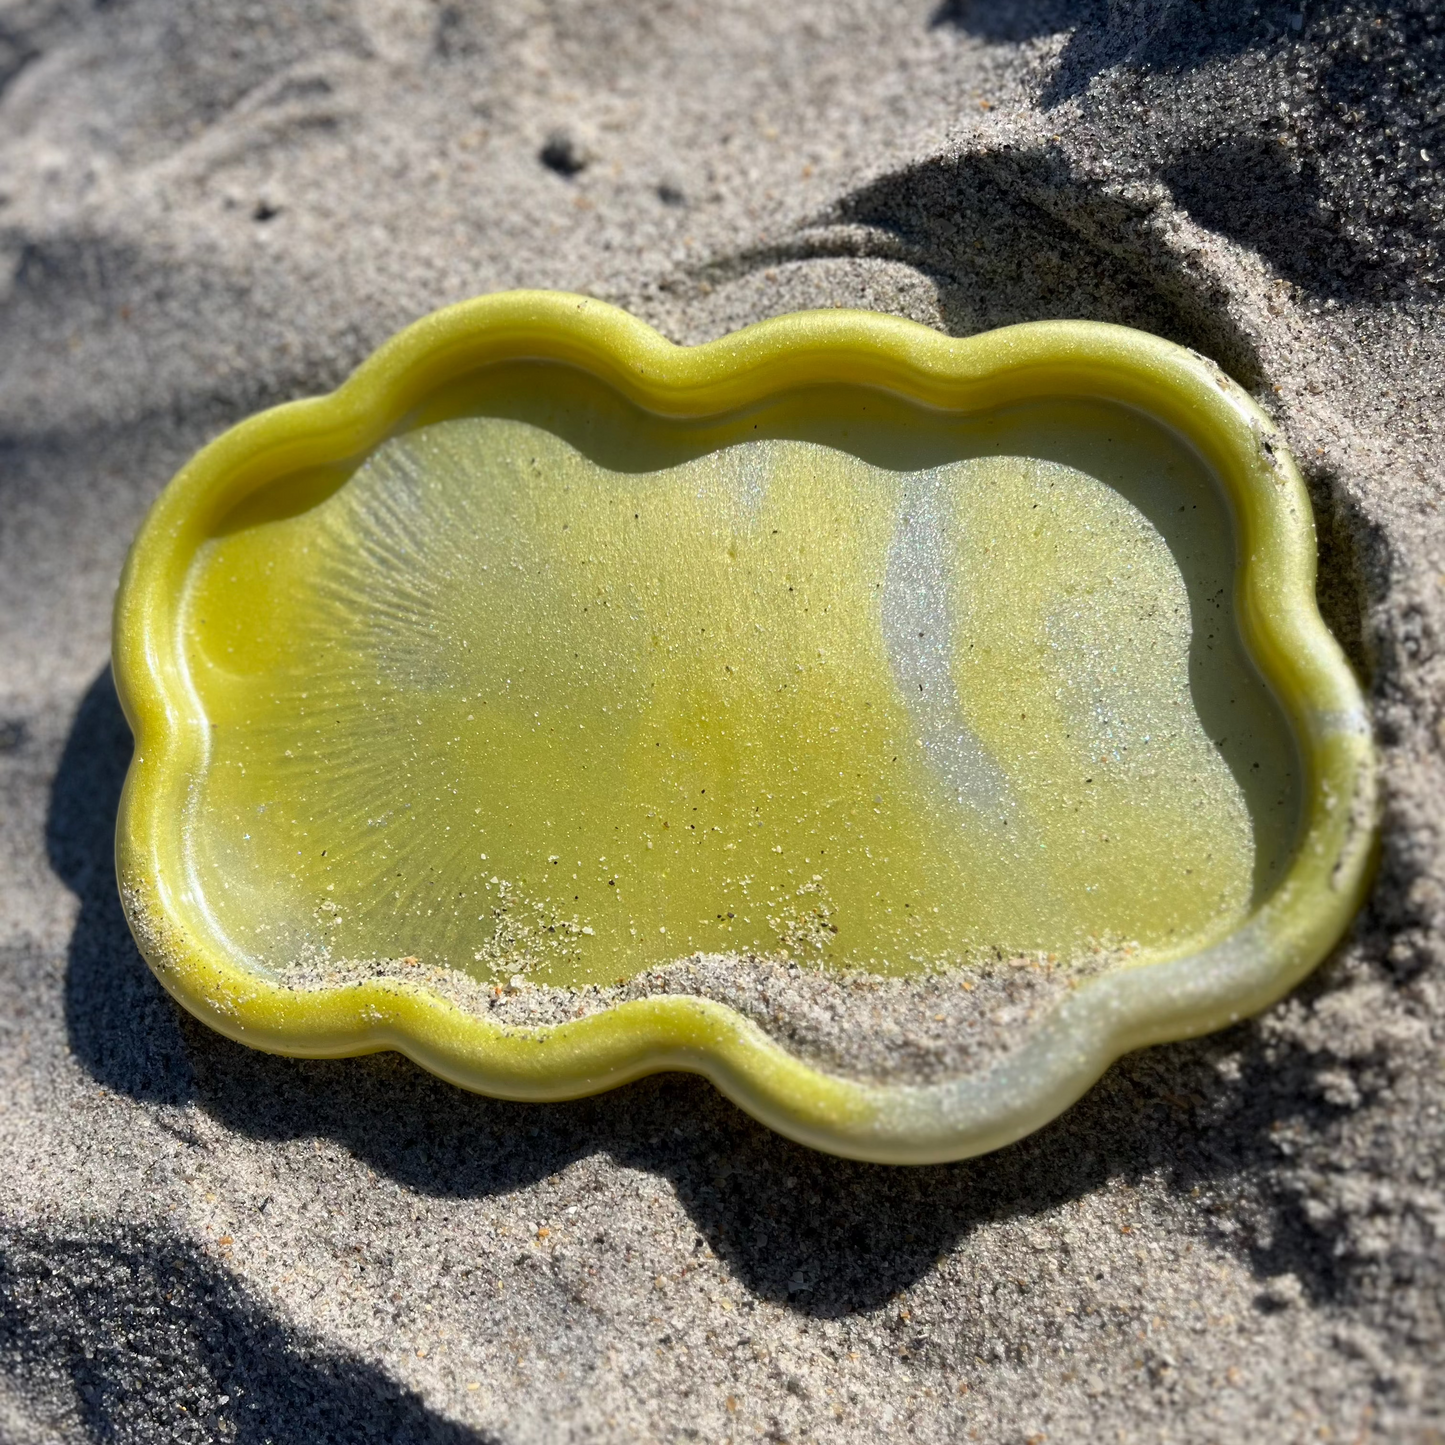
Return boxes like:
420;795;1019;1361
112;290;1378;1164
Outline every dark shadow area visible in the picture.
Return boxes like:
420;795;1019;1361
932;0;1347;105
1162;136;1400;299
835;148;1265;388
0;34;39;105
930;0;1098;43
0;1225;489;1444
47;667;195;1105
173;1018;1365;1318
1303;462;1388;691
1036;0;1305;107
53;672;1368;1323
930;2;1444;302
1035;0;1445;122
693;146;1265;391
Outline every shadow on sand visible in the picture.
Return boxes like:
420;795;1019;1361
51;668;1366;1332
0;1222;490;1444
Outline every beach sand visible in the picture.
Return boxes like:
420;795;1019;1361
1;2;1442;1439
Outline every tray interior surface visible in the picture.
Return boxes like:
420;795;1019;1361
180;362;1299;989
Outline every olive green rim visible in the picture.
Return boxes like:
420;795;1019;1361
112;291;1378;1164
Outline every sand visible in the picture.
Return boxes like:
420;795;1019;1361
280;949;1106;1088
1;1;1442;1440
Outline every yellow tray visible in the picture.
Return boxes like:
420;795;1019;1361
113;292;1377;1163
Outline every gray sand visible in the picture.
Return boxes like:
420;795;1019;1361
284;950;1104;1088
2;2;1443;1441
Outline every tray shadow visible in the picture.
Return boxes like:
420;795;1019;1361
53;665;1358;1319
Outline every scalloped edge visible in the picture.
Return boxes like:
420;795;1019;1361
112;291;1378;1164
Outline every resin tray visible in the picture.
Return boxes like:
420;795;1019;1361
113;292;1377;1163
